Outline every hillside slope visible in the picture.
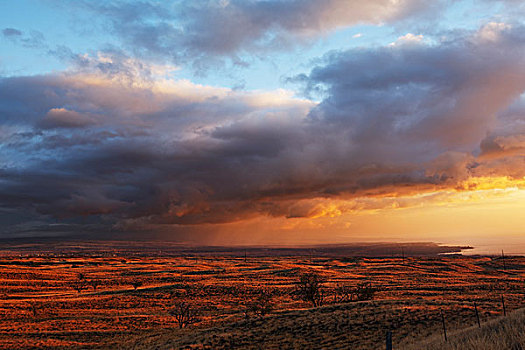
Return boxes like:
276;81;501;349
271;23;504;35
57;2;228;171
121;301;523;350
406;307;525;350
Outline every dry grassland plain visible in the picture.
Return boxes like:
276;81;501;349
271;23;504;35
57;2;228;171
0;241;523;349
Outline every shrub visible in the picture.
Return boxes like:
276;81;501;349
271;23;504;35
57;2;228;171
333;284;353;303
131;280;143;290
354;282;377;301
70;273;87;293
88;279;101;291
245;288;274;318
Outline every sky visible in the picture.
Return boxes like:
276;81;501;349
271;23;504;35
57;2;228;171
1;0;525;252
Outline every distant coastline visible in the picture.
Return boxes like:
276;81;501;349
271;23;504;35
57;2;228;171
0;239;473;257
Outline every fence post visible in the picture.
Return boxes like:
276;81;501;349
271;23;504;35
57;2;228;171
501;295;506;316
440;309;447;342
386;330;392;350
474;302;481;328
502;250;506;271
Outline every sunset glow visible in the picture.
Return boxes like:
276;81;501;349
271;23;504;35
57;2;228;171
1;0;525;252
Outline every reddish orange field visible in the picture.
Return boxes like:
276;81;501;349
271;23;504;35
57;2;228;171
0;242;523;349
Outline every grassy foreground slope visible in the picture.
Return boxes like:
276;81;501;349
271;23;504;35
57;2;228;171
406;307;525;350
123;302;524;350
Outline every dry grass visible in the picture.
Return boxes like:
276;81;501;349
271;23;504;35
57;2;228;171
124;299;507;350
0;242;522;349
405;307;525;350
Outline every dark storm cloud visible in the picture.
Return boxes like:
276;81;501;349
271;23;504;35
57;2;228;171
477;96;525;177
305;24;525;154
1;24;525;237
0;65;315;235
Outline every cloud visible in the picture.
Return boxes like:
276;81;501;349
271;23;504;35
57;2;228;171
476;22;512;42
478;95;525;164
76;0;442;66
39;108;97;129
2;28;22;37
1;28;46;49
0;57;315;235
1;24;525;238
389;33;424;46
304;23;525;150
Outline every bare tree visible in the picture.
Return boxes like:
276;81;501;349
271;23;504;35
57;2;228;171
294;272;325;307
169;301;199;328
